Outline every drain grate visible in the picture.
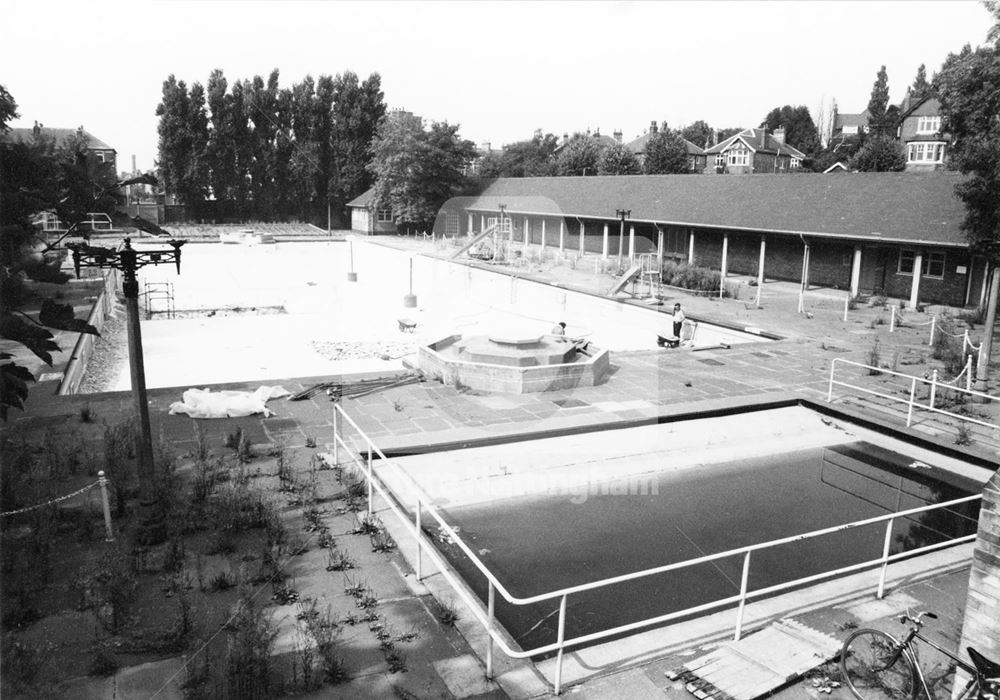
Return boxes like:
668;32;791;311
552;398;588;408
697;358;725;366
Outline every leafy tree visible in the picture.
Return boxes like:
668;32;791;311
367;113;476;229
867;65;893;137
644;129;689;174
155;75;210;206
556;134;603;176
477;132;558;178
598;142;641;175
0;87;101;419
760;105;821;155
910;63;932;101
681;120;713;148
329;71;386;210
849;136;905;172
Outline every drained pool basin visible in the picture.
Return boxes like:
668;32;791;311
381;406;988;654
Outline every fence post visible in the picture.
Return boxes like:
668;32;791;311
906;377;917;427
98;471;114;541
964;329;970;353
332;408;340;467
966;355;973;392
415;499;423;581
734;550;752;641
366;443;374;516
890;306;896;332
486;583;495;679
929;316;937;346
827;360;837;402
877;517;894;599
554;595;568;694
929;369;938;409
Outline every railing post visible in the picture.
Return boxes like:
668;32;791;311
486;583;495;679
877;517;894;599
332;407;340;467
734;551;752;641
415;499;423;581
98;471;114;541
906;377;917;427
964;329;970;353
366;442;374;516
966;355;973;392
554;594;568;695
929;316;936;346
827;359;837;402
929;369;938;409
890;305;896;333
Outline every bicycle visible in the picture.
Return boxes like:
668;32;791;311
840;611;1000;700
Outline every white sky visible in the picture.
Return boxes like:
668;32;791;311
2;1;993;172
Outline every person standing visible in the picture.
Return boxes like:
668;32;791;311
672;303;685;339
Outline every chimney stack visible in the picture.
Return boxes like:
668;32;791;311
650;120;658;134
613;129;623;143
759;126;767;147
773;127;786;145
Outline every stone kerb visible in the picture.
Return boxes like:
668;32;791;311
954;470;1000;698
59;269;120;395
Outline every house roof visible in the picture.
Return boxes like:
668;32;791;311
625;131;706;157
704;128;801;158
347;189;375;208
454;172;969;247
2;126;114;151
833;110;869;130
899;94;939;121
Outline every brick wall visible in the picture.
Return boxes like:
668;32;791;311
954;470;1000;698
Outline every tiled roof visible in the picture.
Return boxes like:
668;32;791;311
458;172;968;247
704;128;801;158
347;188;375;208
899;95;938;121
834;111;869;129
2;126;114;151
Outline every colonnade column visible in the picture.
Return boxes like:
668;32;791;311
719;232;729;299
559;220;565;253
480;215;486;232
850;246;863;297
756;236;766;307
798;240;811;313
656;227;664;272
579;221;585;256
523;217;530;254
602;223;609;259
467;213;473;236
628;224;636;263
909;252;923;309
687;230;695;265
540;219;547;254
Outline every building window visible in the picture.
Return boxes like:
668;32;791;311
907;142;945;163
727;148;749;167
841;125;859;135
925;251;945;278
790;157;801;169
715;153;725;167
94;151;106;163
898;250;916;275
376;209;392;222
916;116;941;134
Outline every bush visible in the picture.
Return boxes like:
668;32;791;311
660;261;721;293
932;316;968;377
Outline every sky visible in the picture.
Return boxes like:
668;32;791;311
2;0;994;173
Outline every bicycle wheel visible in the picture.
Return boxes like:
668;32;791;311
841;629;918;700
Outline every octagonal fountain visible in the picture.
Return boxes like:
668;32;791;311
417;331;610;394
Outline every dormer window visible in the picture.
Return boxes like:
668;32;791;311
916;116;941;134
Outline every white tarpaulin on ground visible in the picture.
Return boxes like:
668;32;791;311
168;385;290;418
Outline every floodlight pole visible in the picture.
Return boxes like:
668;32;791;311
616;209;631;270
68;237;186;545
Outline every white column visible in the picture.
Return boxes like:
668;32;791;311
467;213;473;235
656;227;664;271
801;242;811;290
602;223;609;259
687;230;695;265
480;215;486;232
980;259;990;307
628;224;636;262
850;246;863;297
909;251;923;309
757;236;766;288
523;217;530;253
579;220;586;256
540;219;547;252
559;220;565;253
719;232;729;299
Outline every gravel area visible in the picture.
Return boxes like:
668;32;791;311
310;339;415;361
77;311;128;394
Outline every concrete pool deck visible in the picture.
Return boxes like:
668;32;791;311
5;234;998;699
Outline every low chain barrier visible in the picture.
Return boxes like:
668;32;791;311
1;471;114;540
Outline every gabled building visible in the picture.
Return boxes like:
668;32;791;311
897;94;948;172
831;106;870;140
704;127;804;174
625;121;707;172
347;188;396;234
2;124;117;181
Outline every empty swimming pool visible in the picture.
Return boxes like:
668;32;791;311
378;405;988;655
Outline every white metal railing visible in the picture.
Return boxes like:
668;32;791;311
827;357;1000;431
83;212;113;230
331;403;981;695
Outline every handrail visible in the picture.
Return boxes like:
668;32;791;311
332;402;982;694
827;357;1000;431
